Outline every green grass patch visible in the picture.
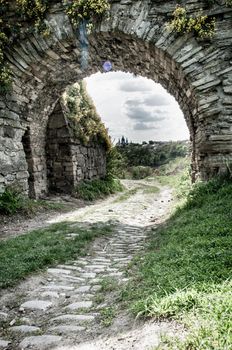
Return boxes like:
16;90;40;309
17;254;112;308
100;306;116;327
75;176;123;201
0;222;112;289
0;187;67;216
100;277;118;292
113;187;139;203
121;177;232;349
157;157;192;201
142;185;159;194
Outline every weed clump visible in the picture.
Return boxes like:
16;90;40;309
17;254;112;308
167;6;216;38
75;176;123;201
0;188;23;215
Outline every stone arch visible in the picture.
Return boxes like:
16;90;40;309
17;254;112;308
0;0;232;196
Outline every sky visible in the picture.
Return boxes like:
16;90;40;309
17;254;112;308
85;71;189;143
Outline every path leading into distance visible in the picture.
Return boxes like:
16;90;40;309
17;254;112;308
0;180;182;350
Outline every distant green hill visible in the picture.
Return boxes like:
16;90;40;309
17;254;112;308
116;139;190;168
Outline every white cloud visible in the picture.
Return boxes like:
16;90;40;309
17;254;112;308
85;71;189;143
143;94;170;106
119;77;154;93
134;122;158;130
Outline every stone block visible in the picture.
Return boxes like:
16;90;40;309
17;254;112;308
0;339;9;348
20;300;52;311
10;325;40;334
19;335;62;349
16;171;29;180
66;301;93;310
224;86;232;94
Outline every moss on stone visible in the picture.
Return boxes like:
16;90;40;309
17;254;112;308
0;0;110;92
65;0;110;26
167;6;216;39
62;81;111;151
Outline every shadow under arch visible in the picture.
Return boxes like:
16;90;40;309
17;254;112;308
21;127;35;198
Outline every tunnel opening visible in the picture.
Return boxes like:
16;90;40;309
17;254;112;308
85;71;190;143
11;30;203;198
85;70;192;176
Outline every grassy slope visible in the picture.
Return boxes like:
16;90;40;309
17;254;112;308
0;222;112;289
121;175;232;349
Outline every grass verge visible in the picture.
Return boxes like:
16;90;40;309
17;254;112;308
0;222;112;289
121;177;232;349
156;157;192;201
0;188;67;216
75;176;123;201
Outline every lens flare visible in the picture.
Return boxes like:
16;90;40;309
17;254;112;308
79;20;89;70
103;61;112;72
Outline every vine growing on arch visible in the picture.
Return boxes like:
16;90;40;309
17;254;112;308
0;0;110;93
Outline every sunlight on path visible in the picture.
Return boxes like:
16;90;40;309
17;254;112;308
48;180;173;227
0;180;177;350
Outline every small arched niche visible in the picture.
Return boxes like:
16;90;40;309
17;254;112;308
22;127;35;198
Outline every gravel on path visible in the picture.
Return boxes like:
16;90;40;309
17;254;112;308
0;180;183;350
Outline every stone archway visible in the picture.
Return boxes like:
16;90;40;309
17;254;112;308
0;0;232;197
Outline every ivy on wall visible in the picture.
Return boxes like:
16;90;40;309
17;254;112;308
0;0;231;92
168;6;216;38
0;0;110;93
168;0;232;38
62;82;111;151
65;0;110;26
0;1;13;92
0;0;50;92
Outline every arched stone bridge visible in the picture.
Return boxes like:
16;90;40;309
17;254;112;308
1;0;232;197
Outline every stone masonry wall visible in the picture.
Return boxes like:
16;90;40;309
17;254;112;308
46;102;106;196
71;144;106;186
0;0;232;196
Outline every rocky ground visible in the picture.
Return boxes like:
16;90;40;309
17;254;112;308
0;180;183;350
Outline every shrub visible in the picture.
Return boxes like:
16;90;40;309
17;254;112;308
131;166;153;180
0;188;23;215
167;6;216;38
63;82;111;150
65;0;110;26
116;141;189;169
75;176;123;201
106;147;127;178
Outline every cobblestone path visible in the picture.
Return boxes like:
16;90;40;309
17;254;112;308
0;181;175;350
